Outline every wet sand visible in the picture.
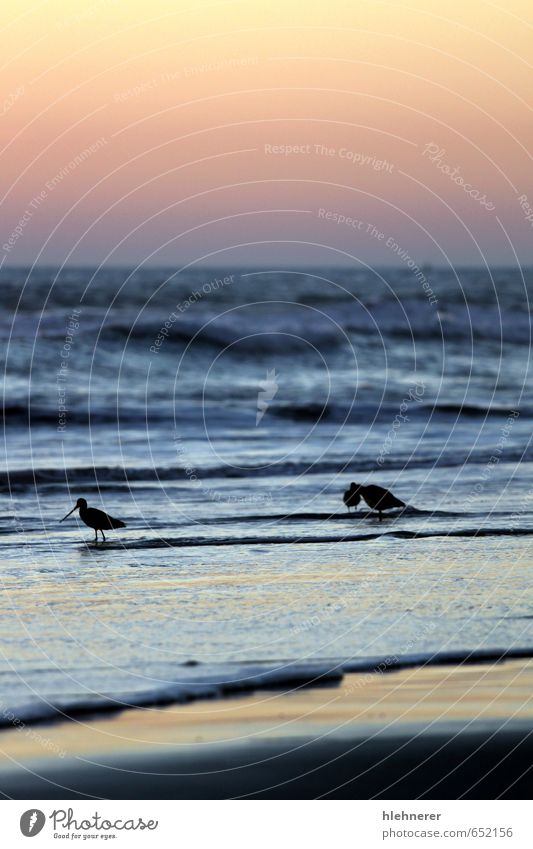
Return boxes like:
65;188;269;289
1;659;532;799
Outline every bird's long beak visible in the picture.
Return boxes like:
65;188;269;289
60;506;77;522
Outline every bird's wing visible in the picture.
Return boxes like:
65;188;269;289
108;515;126;528
367;485;387;498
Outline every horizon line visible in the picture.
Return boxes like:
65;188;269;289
2;263;531;271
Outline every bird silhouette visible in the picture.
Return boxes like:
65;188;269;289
343;482;361;513
60;498;126;542
349;484;405;521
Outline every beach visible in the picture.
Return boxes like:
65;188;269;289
1;267;533;799
1;658;532;799
2;269;533;718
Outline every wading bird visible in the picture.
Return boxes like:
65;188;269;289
348;484;405;521
60;498;126;542
343;482;361;513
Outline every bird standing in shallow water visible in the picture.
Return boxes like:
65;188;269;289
343;482;361;513
60;498;126;542
347;484;405;521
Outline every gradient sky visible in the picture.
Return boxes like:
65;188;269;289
1;0;532;267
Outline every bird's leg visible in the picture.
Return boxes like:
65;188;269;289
94;530;98;543
101;530;106;542
379;511;383;522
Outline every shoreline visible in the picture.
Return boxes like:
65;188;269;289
1;658;532;799
2;647;532;730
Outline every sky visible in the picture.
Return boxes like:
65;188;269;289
1;0;532;268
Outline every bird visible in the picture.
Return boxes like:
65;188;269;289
60;498;126;542
348;483;405;521
343;482;361;513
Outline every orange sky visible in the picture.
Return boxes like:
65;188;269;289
1;0;532;266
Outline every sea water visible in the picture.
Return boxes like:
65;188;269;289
1;266;532;722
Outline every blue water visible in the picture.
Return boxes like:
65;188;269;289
1;265;533;723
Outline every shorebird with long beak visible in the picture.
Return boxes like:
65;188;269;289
60;498;126;542
348;483;405;522
343;482;361;513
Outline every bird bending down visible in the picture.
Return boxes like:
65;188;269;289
61;498;126;542
348;484;405;521
343;482;361;513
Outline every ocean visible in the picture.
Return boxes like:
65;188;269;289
1;265;532;724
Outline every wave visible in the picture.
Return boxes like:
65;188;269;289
0;663;344;727
0;507;517;538
424;403;524;418
3;441;533;491
2;403;168;426
198;507;491;522
2;647;531;729
38;526;533;553
271;400;528;423
3;278;533;348
4;398;528;430
49;305;533;347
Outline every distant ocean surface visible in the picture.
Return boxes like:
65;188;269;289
1;266;533;725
